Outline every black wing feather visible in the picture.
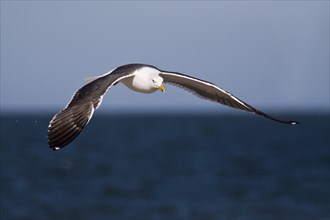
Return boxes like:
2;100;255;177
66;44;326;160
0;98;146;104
160;71;299;125
48;69;135;150
48;102;94;150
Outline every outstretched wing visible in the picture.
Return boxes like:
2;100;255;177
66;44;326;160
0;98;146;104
160;71;298;125
48;73;133;150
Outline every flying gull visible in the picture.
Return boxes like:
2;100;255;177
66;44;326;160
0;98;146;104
48;63;298;150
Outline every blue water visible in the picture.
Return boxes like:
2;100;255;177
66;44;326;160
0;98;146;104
1;112;329;220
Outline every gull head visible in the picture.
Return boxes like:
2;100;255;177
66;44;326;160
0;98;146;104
151;76;165;92
121;65;165;93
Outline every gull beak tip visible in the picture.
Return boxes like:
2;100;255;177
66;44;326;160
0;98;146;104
159;84;165;93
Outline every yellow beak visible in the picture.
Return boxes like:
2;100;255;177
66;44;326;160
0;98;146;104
159;84;165;92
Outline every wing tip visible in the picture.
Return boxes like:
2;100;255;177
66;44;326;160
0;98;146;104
289;120;300;125
47;102;95;151
50;146;61;151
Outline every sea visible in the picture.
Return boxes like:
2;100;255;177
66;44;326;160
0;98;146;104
0;112;329;220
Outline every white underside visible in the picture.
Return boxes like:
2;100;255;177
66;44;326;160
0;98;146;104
120;77;157;93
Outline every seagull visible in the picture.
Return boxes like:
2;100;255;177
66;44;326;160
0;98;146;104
48;63;298;150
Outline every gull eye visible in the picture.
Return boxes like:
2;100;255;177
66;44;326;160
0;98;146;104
152;79;155;83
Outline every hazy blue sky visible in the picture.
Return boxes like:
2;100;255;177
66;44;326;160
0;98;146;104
1;1;329;113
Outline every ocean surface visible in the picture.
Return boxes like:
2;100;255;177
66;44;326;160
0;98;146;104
1;112;329;220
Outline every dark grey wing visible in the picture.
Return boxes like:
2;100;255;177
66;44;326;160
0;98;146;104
48;102;95;150
160;71;298;125
48;73;133;150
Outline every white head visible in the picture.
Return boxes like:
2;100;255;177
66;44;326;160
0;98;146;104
150;75;165;92
121;65;165;93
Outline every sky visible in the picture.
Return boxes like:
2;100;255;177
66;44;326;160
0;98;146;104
1;1;329;114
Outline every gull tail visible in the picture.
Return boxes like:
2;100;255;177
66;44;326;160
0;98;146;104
84;76;100;83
